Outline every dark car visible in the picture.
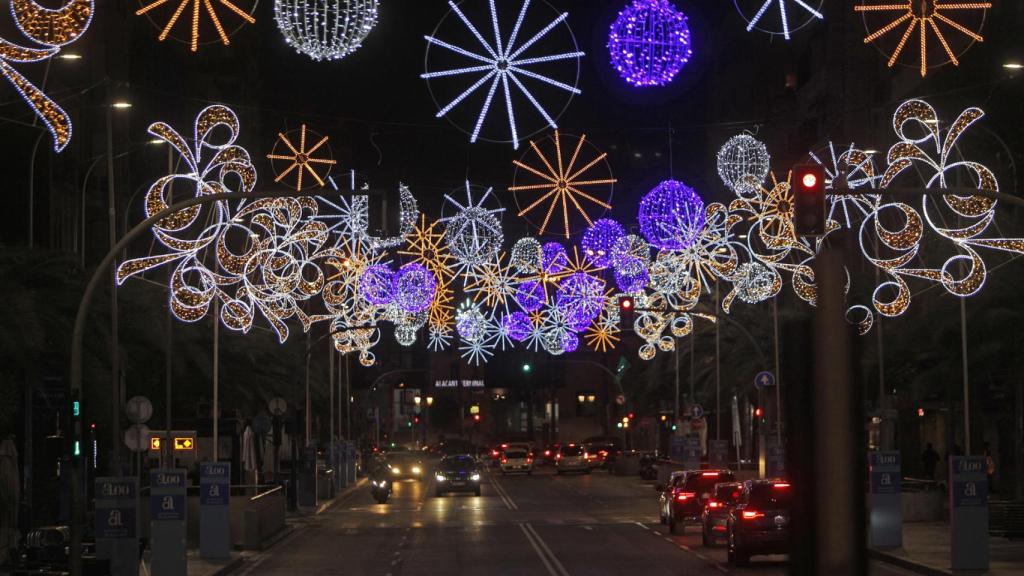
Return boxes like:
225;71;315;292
582;436;623;469
701;482;743;546
665;469;736;534
385;450;426;480
434;454;483;496
727;480;792;566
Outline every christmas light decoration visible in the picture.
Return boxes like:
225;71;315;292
555;271;606;330
608;0;692;87
638;179;706;251
541;241;568;274
510;130;616;238
501;311;532;342
855;1;989;77
514;280;545;312
581;218;626;268
808;142;880;230
421;0;584;149
731;261;777;304
614;256;649;293
274;0;379;61
392;262;438;314
510;236;543;274
323;174;420;252
464;252;518;313
136;0;256;52
358;264;394;306
584;298;621;352
440;181;505;273
267;125;337;191
736;0;824;40
611;234;650;268
3;0;94;152
717;134;770;195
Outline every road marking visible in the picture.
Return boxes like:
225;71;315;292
634;522;649;530
652;530;662;536
233;527;307;576
489;474;518;510
582;525;592;531
520;523;570;576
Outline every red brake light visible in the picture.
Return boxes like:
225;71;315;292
491;450;499;457
707;500;721;508
555;453;562;460
701;472;719;477
501;444;508;449
773;483;791;489
544;450;551;456
676;491;696;502
742;510;764;520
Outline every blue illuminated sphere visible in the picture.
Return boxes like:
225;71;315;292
581;218;626;268
391;262;437;314
515;280;545;312
501;311;533;342
541;242;568;274
638;179;706;251
359;264;395;306
608;0;693;88
614;257;650;293
561;331;580;353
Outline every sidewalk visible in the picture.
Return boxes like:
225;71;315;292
141;478;367;576
871;522;1024;575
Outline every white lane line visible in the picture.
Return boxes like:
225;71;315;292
233;526;307;576
489;474;518;510
633;522;649;530
520;522;560;576
521;523;571;576
652;530;662;536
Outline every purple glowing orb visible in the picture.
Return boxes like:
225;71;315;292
581;218;626;268
359;264;395;306
391;262;437;314
638;179;706;251
515;280;546;312
501;311;533;342
608;0;693;88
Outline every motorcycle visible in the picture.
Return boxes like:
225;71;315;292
370;477;393;504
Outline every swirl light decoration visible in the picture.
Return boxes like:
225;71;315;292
421;0;583;149
2;0;94;152
136;0;256;52
864;98;1024;317
510;130;616;238
638;179;706;251
854;1;989;77
274;0;379;61
808;141;880;229
717;134;771;196
608;0;693;87
735;0;824;40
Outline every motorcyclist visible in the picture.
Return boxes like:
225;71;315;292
369;457;393;503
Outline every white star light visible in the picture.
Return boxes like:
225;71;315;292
422;0;583;149
742;0;823;40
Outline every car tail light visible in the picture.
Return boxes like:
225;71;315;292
544;450;551;457
773;483;791;489
501;444;508;449
707;500;721;508
491;450;499;457
676;491;696;502
599;450;608;457
583;453;590;460
712;525;727;532
501;457;508;464
527;457;533;463
742;510;764;520
701;472;719;477
555;453;562;460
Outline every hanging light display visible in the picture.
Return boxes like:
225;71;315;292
274;0;379;61
554;272;606;330
440;182;506;272
358;264;395;306
510;237;543;274
135;0;256;52
735;0;824;40
514;280;545;312
638;179;706;251
581;218;626;268
392;262;438;314
501;311;533;342
608;0;693;87
717;134;771;195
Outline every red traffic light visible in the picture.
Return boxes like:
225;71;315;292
473;414;481;422
754;407;763;417
792;164;826;236
618;295;634;310
627;412;635;420
801;172;818;189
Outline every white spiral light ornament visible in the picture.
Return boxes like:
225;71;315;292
274;0;379;61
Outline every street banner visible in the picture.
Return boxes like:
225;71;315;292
199;462;231;558
949;456;988;571
868;452;901;547
150;469;187;576
95;476;139;576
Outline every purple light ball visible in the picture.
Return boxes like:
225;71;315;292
541;242;568;274
359;264;395;306
561;331;580;353
391;262;437;314
501;311;533;342
608;0;693;88
515;280;545;312
555;272;605;330
581;218;626;268
638;179;706;251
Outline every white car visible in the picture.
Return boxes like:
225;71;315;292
500;449;533;475
554;444;590;475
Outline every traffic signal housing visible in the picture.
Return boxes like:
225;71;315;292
793;164;826;236
618;295;635;326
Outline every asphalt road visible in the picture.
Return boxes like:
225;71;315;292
233;465;920;576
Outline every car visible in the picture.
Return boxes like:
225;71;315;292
727;480;792;566
582;436;623;469
538;443;561;465
434;454;483;496
658;471;687;525
500;448;533;475
385;451;426;481
664;469;737;534
701;482;743;546
554;444;590;475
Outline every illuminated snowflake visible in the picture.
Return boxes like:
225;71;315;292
267;125;336;191
136;0;256;52
422;0;583;148
808;142;880;230
440;181;505;276
737;0;823;40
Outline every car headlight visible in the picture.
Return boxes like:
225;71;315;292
411;466;422;475
470;473;481;482
435;474;446;482
391;467;400;474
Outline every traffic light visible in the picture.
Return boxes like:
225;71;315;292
473;414;481;422
618;295;635;325
522;363;531;373
413;415;421;425
793;164;826;236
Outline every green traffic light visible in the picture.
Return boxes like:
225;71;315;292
73;401;80;417
522;363;531;373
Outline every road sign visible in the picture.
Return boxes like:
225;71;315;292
689;417;704;431
268;397;287;416
688;404;704;419
125;396;153;424
124;424;151;453
615;394;626;406
173;437;194;450
754;371;775;389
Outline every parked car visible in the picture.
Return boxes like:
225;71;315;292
554;444;590;475
727;480;792;566
659;471;687;524
701;482;743;546
639;452;659;480
664;469;737;534
434;454;483;496
538;443;561;465
500;448;533;475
